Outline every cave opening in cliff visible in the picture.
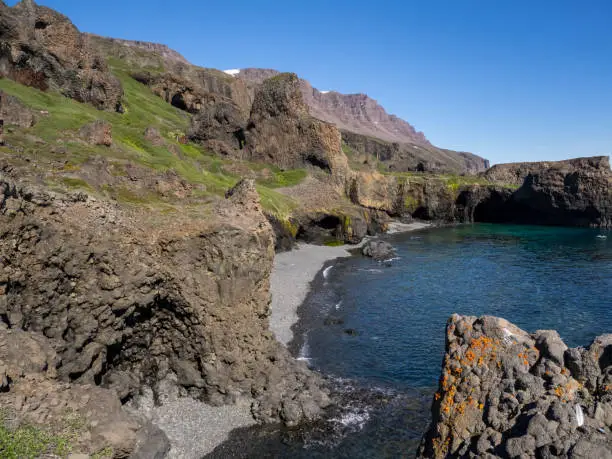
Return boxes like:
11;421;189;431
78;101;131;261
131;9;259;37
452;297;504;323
304;153;331;173
171;93;188;111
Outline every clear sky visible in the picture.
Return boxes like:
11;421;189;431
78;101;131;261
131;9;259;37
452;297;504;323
12;0;612;164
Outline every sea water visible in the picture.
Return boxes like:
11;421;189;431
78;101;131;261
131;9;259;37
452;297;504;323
208;224;612;458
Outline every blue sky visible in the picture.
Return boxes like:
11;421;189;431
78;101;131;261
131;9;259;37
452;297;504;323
13;0;612;164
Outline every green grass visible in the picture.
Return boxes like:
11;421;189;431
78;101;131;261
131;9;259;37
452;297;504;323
0;415;73;459
0;72;304;217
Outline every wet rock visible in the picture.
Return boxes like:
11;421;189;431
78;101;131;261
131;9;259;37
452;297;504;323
362;240;395;260
79;120;112;146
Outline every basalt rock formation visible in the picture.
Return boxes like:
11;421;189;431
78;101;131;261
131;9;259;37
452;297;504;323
0;0;123;111
0;170;330;433
0;325;170;457
418;315;612;458
245;73;349;179
341;130;490;174
477;156;612;228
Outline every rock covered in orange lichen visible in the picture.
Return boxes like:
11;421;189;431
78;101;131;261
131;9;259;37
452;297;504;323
418;315;612;458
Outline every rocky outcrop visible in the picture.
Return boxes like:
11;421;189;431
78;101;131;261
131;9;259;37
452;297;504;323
477;156;612;228
342;131;489;174
483;156;611;187
0;90;35;127
362;240;396;260
0;0;123;111
187;98;248;152
245;73;349;180
238;68;429;146
418;315;612;458
237;68;489;174
0;325;170;457
79;119;112;146
0;171;329;428
85;33;190;66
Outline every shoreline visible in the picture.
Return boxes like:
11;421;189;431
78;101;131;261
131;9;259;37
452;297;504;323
149;221;432;458
269;221;432;347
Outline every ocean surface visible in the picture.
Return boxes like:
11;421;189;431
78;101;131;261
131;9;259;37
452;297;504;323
208;224;612;458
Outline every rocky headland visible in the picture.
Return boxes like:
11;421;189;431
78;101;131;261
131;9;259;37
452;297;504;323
418;315;612;458
0;0;610;457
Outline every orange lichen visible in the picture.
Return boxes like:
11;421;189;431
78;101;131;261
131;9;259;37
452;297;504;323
435;392;441;401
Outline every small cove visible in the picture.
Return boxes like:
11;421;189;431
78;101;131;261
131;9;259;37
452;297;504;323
209;223;612;458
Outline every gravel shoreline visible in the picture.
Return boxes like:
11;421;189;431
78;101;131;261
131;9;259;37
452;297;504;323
269;221;431;347
133;222;431;458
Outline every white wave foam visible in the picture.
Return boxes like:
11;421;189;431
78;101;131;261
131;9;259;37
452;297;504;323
380;256;401;263
323;265;333;279
335;300;343;310
332;408;370;430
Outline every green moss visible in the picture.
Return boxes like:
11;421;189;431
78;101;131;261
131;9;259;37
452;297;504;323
324;240;345;247
257;169;307;188
60;177;93;190
404;195;419;212
280;218;299;238
0;412;74;459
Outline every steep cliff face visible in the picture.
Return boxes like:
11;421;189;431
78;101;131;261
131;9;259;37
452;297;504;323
0;0;123;111
478;156;612;228
245;73;348;181
0;170;329;427
236;68;489;174
484;156;611;187
342;130;490;174
419;315;612;458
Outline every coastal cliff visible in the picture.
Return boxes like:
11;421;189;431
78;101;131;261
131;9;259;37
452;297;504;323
418;315;612;458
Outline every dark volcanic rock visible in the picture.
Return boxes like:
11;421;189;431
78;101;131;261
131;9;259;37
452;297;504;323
188;98;248;152
0;1;123;111
0;325;169;457
477;156;612;228
362;240;396;260
245;73;349;181
0;170;329;427
418;315;612;458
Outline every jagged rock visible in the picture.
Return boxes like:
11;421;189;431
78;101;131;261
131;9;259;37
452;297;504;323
0;326;167;457
0;1;123;111
188;98;247;151
238;68;489;174
362;240;396;260
79;120;112;146
0;169;329;428
0;90;35;127
418;315;612;458
245;73;349;181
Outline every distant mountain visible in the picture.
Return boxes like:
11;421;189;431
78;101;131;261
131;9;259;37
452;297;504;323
236;68;430;146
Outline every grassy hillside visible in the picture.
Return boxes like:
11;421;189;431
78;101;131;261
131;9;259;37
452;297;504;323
0;67;306;217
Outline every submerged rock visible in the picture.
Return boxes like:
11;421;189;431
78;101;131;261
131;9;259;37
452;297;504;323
362;240;396;261
418;315;612;458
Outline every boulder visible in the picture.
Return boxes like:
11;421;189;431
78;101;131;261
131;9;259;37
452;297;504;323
0;90;35;127
143;127;164;146
362;240;396;260
79;120;112;146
